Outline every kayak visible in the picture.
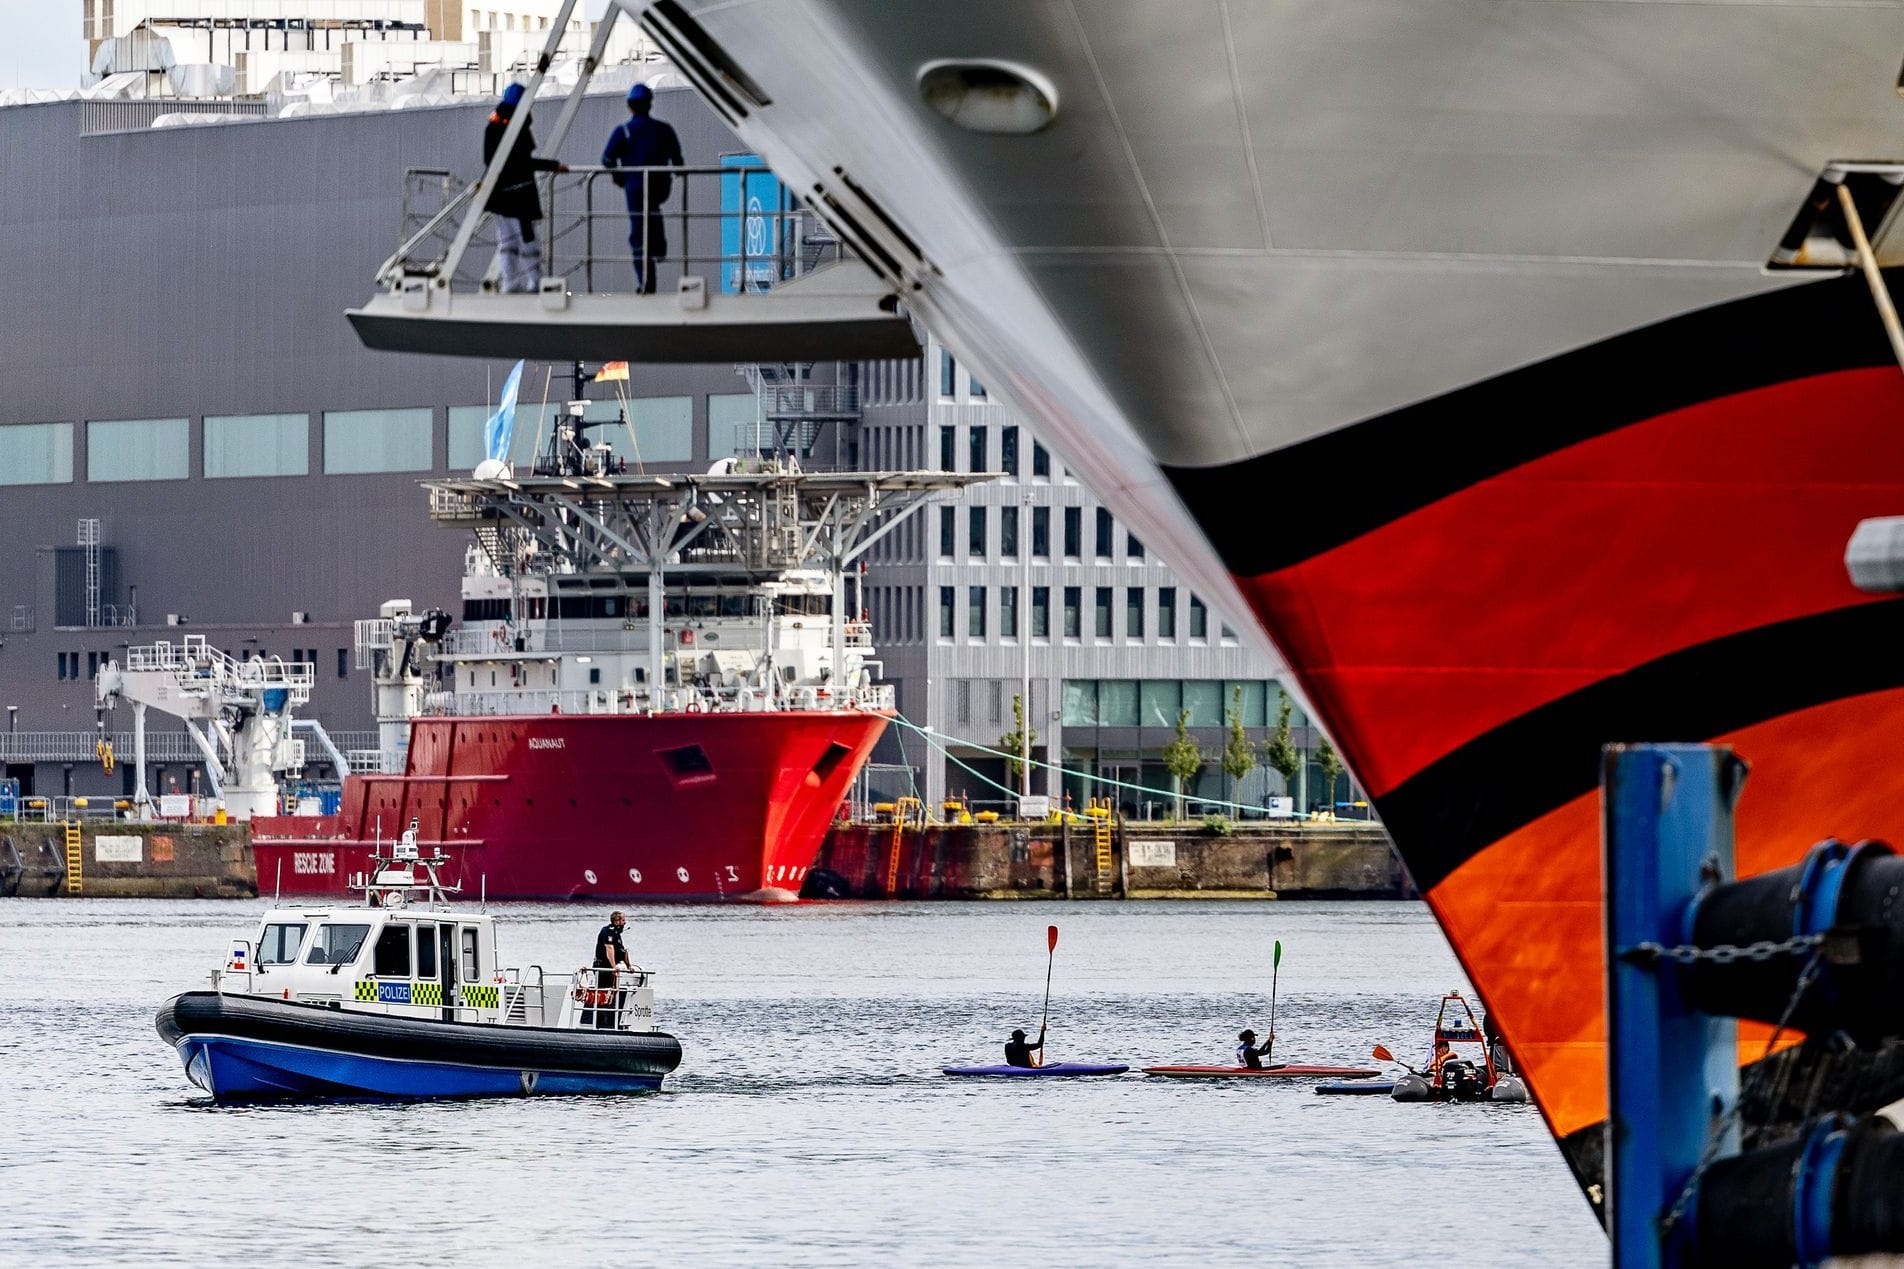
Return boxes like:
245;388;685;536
942;1063;1129;1077
1141;1064;1382;1079
1316;1081;1401;1096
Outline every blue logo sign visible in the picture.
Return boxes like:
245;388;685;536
720;153;788;294
377;981;412;1004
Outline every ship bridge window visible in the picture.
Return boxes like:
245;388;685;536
305;923;371;967
558;596;628;620
657;743;716;787
258;922;307;965
373;924;412;978
464;598;511;622
721;595;746;618
461;927;480;980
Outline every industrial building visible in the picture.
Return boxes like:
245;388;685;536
0;41;1354;818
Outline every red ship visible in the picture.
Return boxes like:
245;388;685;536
253;442;973;901
252;709;886;901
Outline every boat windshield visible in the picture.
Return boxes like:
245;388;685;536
305;923;372;967
258;922;307;965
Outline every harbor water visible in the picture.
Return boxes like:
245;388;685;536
1;899;1603;1265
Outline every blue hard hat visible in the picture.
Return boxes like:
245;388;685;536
501;82;525;107
626;82;653;103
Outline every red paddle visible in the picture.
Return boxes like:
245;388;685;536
1038;925;1058;1064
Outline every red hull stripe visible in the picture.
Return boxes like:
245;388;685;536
1164;271;1896;576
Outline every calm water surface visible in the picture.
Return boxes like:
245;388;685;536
0;899;1602;1266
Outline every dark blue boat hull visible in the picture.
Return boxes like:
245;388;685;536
158;991;680;1102
177;1034;667;1099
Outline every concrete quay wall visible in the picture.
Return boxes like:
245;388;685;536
811;821;1408;900
0;823;255;898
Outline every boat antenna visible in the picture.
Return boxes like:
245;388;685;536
273;858;282;908
481;873;487;913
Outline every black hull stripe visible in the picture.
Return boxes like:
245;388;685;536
1382;600;1904;893
1164;272;1894;578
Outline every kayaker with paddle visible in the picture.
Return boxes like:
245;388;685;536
1005;1026;1046;1068
1236;1028;1278;1070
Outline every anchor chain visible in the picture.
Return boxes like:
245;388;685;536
1622;933;1826;967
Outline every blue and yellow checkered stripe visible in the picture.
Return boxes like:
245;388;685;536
353;979;447;1005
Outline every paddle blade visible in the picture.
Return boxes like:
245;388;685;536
1047;924;1059;953
1273;939;1282;969
1372;1045;1395;1063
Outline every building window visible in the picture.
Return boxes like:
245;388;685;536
939;507;955;558
1031;506;1049;558
970;373;987;400
337;648;349;679
968;506;987;557
1228;681;1269;727
939;425;955;471
0;423;74;486
1100;679;1139;727
999;506;1018;558
1063;586;1081;639
205;413;309;479
1001;426;1018;477
709;392;762;458
87;417;189;483
1094;586;1112;639
940;348;956;397
955;678;971;723
1095;507;1114;559
1158;586;1177;639
969;425;987;473
1183;680;1223;727
1032;586;1050;638
625;396;695;463
1001;586;1019;638
1063;507;1081;558
1190;594;1209;640
323;408;432;474
1127;533;1144;561
939;586;954;638
1061;679;1098;726
1140;679;1181;727
1221;623;1238;643
968;586;986;638
1032;441;1049;479
1126;588;1144;639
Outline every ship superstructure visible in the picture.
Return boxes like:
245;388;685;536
254;452;983;900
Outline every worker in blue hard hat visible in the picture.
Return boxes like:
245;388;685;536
601;81;683;294
483;82;568;293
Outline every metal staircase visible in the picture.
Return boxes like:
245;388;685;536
885;795;923;897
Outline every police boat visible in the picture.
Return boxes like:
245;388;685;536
154;827;682;1101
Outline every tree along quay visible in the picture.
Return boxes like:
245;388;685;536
807;819;1409;901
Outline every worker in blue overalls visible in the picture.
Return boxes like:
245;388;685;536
601;83;684;294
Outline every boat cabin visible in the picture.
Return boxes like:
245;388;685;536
212;831;655;1032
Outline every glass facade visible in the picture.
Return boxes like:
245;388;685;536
1126;587;1144;639
88;417;189;482
204;413;309;478
1063;586;1081;638
323;408;432;474
940;425;955;471
1190;594;1209;639
1032;506;1049;557
999;506;1018;557
1158;587;1176;638
1001;426;1018;476
1183;680;1222;726
939;506;955;558
1094;586;1112;638
939;349;956;396
968;425;986;473
1140;680;1181;727
939;586;953;638
1001;585;1018;638
1064;507;1081;557
1032;586;1049;638
708;392;761;457
967;585;985;638
1032;441;1049;479
625;396;695;463
0;423;73;485
1095;507;1113;558
968;506;986;556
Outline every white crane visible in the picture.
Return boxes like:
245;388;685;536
95;635;347;820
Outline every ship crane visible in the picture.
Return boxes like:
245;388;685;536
95;635;349;821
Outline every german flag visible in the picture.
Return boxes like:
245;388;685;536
593;361;630;383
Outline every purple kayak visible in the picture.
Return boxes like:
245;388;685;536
942;1062;1129;1077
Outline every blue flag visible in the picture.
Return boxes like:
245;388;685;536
484;360;524;463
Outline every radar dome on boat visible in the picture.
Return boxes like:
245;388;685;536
472;458;510;480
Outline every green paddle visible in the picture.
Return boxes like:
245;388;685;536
1265;939;1283;1065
